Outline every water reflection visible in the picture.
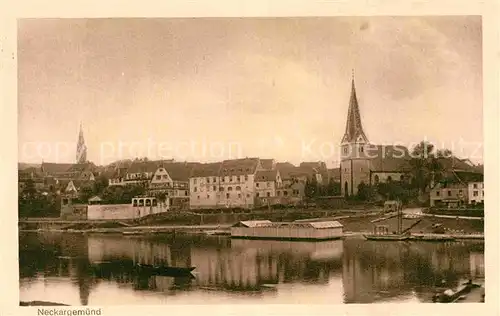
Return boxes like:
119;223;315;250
19;233;485;305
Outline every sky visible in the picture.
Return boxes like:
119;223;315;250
17;16;483;167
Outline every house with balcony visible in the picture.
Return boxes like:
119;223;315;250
123;160;162;186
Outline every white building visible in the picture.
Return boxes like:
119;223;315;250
468;181;484;204
189;162;222;209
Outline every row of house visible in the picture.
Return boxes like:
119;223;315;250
18;158;332;210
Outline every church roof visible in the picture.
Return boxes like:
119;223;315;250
367;145;412;172
341;76;368;144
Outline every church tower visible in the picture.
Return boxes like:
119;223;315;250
76;123;87;164
340;72;371;197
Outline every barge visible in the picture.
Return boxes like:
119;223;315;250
230;220;343;241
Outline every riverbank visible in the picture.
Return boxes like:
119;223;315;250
19;208;484;241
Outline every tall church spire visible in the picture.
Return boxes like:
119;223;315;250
76;122;87;164
341;70;368;144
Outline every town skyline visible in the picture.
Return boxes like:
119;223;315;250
18;17;483;166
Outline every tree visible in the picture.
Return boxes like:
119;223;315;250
93;175;109;195
326;178;341;196
409;141;450;195
305;176;318;199
357;182;371;201
79;185;94;203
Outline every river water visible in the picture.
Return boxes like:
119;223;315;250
19;232;485;305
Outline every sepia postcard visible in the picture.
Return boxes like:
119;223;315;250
1;1;499;316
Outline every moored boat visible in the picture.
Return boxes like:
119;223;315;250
432;280;482;303
363;234;410;241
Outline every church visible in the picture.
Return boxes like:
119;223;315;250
339;75;411;197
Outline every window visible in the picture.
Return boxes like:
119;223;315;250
152;199;158;206
387;176;392;182
197;195;200;200
226;193;230;199
207;195;210;199
256;183;260;188
246;194;250;198
233;176;237;182
447;190;451;197
343;147;348;154
156;175;161;180
374;175;379;184
359;146;364;153
256;193;260;197
193;179;197;184
277;191;281;196
138;199;144;206
245;175;248;181
185;191;188;196
228;187;233;191
236;186;241;191
473;183;478;189
213;186;216;191
238;194;241;198
267;182;271;188
194;187;197;192
132;199;137;207
207;177;210;183
459;190;463;195
237;176;240;182
284;191;288;196
436;191;440;196
219;187;224;191
145;199;152;207
473;191;479;197
267;192;271;197
213;177;217;183
221;177;225;182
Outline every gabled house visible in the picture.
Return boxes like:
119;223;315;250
124;160;162;185
255;169;282;198
148;162;197;209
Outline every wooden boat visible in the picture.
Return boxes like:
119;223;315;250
92;261;195;278
363;234;410;241
432;280;481;303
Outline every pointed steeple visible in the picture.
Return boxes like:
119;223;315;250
341;70;368;144
76;122;87;164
